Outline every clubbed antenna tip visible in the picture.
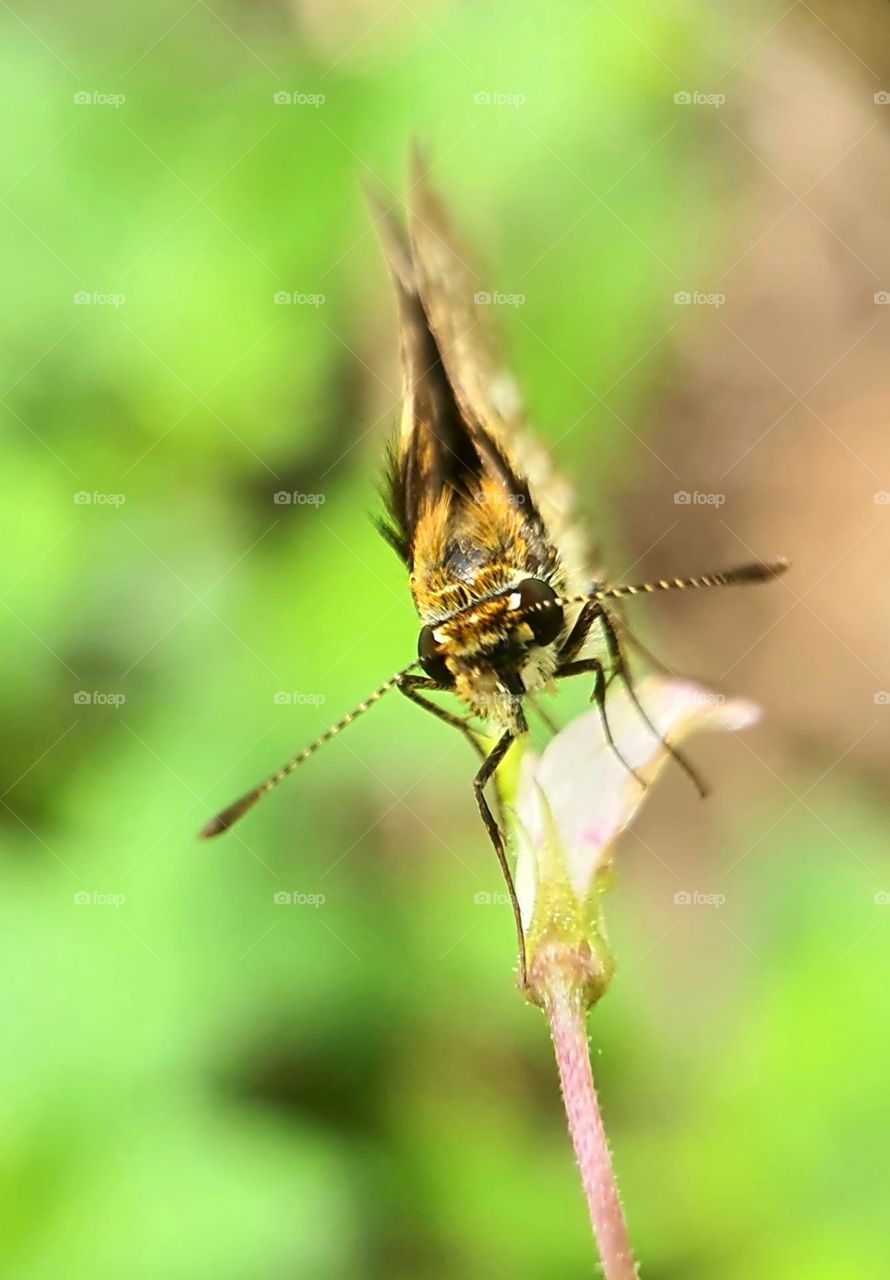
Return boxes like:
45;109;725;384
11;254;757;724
199;787;265;839
729;558;789;583
197;665;417;839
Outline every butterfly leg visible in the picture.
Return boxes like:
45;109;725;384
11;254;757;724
473;727;529;992
597;610;709;799
557;598;600;665
555;657;647;788
396;673;487;760
397;676;529;991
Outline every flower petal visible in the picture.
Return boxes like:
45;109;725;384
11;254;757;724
513;676;759;930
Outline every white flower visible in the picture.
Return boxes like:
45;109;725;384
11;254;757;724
510;676;759;1006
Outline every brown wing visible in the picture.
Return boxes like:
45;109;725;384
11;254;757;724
368;181;481;567
370;157;593;593
406;146;525;440
406;149;592;591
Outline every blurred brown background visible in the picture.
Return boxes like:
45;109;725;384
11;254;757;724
2;2;889;1278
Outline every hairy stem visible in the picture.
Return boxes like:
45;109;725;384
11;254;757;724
544;976;637;1279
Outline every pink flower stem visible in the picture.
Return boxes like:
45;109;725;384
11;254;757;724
544;978;637;1279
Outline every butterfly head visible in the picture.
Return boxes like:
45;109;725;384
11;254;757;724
417;578;566;723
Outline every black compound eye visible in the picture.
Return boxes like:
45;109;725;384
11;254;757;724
418;625;453;686
515;578;564;647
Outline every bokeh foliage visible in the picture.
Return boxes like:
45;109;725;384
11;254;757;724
2;2;888;1277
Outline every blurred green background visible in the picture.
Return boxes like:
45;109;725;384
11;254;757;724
3;1;890;1276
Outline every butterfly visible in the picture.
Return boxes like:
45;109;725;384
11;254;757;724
200;153;787;989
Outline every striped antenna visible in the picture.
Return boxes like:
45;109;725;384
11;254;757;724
530;558;789;620
199;663;418;839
